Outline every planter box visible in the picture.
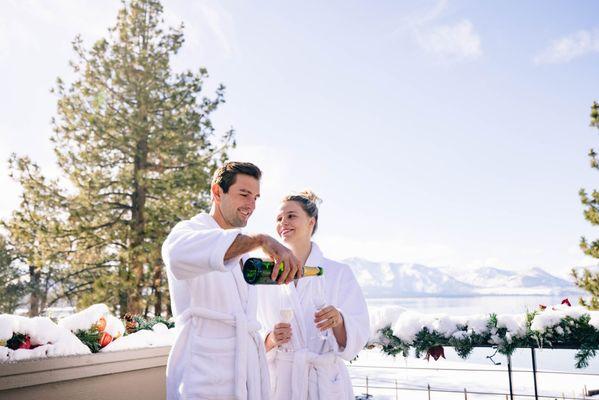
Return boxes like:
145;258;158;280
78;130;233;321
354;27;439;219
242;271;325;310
0;346;170;400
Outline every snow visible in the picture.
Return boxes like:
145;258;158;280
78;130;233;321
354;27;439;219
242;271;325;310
101;324;178;352
391;311;426;342
58;303;110;333
368;305;407;337
496;314;527;338
57;303;125;340
0;314;91;363
348;348;596;400
346;258;583;297
530;305;588;333
0;314;19;340
103;315;126;338
590;311;599;329
370;309;493;343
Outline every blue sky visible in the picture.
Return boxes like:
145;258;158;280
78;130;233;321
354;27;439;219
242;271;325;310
1;0;598;277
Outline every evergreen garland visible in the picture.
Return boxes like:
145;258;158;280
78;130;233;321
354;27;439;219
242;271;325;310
74;328;102;353
6;333;28;350
372;308;599;369
124;313;175;335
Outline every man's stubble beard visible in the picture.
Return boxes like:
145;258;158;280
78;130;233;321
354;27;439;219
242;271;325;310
223;206;249;228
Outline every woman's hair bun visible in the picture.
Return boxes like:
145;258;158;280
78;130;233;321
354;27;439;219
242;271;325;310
297;190;322;205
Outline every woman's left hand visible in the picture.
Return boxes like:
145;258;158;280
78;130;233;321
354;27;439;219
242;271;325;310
314;305;344;331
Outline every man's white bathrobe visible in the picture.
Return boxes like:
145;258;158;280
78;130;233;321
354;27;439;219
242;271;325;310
257;243;370;400
162;213;269;400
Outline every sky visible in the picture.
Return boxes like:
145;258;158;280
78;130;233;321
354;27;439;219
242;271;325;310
1;0;598;278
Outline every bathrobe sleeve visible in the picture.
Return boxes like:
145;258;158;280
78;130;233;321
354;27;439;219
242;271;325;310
162;219;241;280
331;263;370;361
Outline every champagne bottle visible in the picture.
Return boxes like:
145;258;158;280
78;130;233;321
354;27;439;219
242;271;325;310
242;258;323;285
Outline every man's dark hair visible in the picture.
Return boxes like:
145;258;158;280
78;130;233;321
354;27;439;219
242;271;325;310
212;161;262;193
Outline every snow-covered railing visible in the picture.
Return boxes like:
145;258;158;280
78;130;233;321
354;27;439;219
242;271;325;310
367;299;599;369
365;299;599;400
1;298;598;369
0;304;177;363
1;300;598;400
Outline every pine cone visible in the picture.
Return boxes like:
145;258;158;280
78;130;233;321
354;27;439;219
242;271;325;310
124;313;138;334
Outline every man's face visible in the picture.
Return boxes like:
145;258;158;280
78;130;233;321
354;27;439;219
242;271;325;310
216;174;260;228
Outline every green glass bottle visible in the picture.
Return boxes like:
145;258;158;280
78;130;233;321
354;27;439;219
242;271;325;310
242;258;323;285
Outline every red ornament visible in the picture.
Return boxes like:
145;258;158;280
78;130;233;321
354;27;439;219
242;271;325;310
425;346;445;361
99;332;113;348
18;335;31;350
561;298;571;307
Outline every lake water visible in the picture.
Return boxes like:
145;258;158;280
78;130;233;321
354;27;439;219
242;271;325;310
366;295;599;374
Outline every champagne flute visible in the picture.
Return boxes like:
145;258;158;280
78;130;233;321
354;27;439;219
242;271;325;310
279;292;294;352
312;287;329;343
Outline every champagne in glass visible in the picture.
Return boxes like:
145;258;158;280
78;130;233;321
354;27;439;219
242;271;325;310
279;293;294;352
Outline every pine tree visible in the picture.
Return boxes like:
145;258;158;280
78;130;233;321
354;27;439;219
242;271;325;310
572;101;599;310
0;234;25;314
2;155;71;316
4;0;233;316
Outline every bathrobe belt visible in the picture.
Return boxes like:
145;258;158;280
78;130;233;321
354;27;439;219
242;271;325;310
167;306;269;400
277;348;338;400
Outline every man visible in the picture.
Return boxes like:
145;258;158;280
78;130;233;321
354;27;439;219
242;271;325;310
162;161;301;400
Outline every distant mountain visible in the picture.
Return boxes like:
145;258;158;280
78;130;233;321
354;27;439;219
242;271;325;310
344;258;584;298
345;258;475;298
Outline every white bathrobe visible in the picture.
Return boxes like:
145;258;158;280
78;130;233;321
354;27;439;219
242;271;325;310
257;243;370;400
162;213;270;400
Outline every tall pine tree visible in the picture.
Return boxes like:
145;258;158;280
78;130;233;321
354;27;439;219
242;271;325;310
4;0;233;316
3;155;71;316
0;233;25;314
572;101;599;310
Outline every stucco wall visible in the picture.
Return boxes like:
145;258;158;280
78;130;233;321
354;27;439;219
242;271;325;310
0;346;170;400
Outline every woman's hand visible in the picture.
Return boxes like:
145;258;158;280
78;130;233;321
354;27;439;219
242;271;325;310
266;322;292;351
314;306;343;331
314;305;347;348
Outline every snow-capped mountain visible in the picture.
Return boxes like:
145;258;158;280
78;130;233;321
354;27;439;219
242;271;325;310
345;258;475;298
344;258;584;298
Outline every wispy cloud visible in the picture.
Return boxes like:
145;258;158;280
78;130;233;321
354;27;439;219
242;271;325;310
165;0;237;60
534;28;599;64
0;1;120;62
392;0;482;63
416;20;482;62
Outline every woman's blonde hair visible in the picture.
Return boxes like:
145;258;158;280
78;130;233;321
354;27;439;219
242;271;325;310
283;190;322;236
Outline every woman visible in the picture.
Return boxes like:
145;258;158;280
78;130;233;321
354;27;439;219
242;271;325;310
257;191;370;400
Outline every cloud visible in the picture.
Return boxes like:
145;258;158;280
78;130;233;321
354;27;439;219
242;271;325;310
534;28;599;64
392;0;482;63
164;0;237;60
0;1;120;62
416;19;482;62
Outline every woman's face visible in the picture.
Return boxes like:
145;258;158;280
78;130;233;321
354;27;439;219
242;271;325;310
276;200;315;244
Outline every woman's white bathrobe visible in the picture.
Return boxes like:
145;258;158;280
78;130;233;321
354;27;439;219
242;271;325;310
162;213;269;400
257;243;370;400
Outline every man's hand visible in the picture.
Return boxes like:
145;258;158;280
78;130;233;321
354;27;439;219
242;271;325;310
314;305;344;331
260;236;302;284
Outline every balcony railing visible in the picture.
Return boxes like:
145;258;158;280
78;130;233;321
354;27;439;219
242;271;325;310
349;346;598;400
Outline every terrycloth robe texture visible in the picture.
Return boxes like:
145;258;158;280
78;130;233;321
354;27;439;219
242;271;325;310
257;242;370;400
162;213;269;400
